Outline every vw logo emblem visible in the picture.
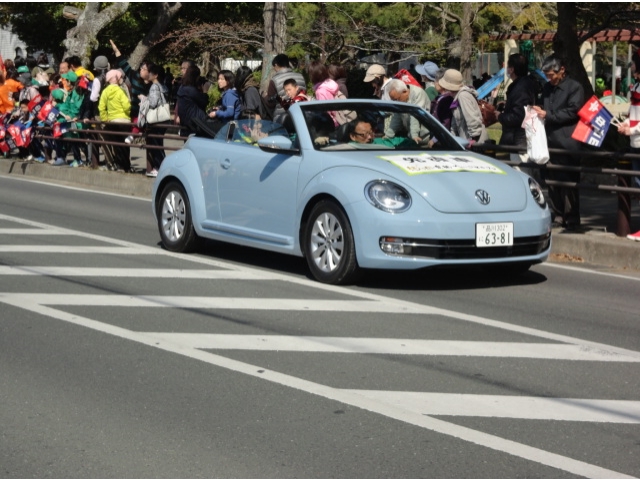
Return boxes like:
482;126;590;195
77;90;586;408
475;189;490;205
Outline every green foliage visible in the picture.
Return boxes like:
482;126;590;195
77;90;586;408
0;3;69;61
207;84;221;110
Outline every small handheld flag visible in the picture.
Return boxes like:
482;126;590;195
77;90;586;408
572;96;621;147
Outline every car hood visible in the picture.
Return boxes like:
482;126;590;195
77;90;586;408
325;150;528;213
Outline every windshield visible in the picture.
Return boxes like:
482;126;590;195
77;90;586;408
299;102;464;152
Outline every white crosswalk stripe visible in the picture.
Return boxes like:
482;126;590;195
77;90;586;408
0;266;280;280
140;333;640;362
344;391;640;423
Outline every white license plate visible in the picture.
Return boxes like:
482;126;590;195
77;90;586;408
476;223;514;247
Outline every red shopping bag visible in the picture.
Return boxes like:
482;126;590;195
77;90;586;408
394;69;422;87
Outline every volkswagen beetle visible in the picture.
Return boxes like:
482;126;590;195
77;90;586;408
152;100;551;285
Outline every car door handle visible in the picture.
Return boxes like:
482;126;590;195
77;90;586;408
221;158;231;169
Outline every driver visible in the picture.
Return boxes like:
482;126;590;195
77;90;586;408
348;118;417;148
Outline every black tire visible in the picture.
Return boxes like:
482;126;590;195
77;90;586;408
303;200;360;285
157;181;199;253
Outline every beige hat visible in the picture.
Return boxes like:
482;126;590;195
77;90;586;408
364;64;386;82
438;69;464;91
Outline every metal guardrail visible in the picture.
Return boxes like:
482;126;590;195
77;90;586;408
32;120;185;169
472;142;640;237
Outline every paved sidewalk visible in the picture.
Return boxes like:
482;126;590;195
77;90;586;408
1;142;639;272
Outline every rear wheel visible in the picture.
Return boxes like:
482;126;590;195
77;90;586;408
303;200;360;285
157;182;199;252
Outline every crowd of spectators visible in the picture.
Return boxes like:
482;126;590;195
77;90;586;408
1;45;638;233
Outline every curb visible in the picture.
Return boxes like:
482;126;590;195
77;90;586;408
0;158;153;199
551;229;640;271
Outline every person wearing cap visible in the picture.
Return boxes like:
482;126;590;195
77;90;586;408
415;61;439;102
617;55;640;241
51;70;89;166
15;62;32;88
363;64;392;100
89;56;110;114
439;68;488;144
384;78;431;143
429;67;455;138
98;69;132;171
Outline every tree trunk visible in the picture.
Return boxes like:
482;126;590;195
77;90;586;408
553;2;594;98
127;2;183;70
261;2;287;92
63;3;181;70
459;3;474;85
63;3;130;67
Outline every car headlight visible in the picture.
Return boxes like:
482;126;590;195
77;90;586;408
365;180;412;213
528;178;546;209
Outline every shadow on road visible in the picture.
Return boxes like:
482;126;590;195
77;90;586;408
189;239;547;291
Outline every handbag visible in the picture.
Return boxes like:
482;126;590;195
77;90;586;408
146;102;171;124
146;91;171;124
521;106;550;165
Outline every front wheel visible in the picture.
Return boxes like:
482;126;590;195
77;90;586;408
303;200;360;285
157;181;199;253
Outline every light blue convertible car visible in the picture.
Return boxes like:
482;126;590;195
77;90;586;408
152;100;551;284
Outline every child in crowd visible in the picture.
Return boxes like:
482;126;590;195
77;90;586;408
281;78;309;110
9;99;43;161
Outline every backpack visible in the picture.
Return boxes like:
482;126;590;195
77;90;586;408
477;99;498;127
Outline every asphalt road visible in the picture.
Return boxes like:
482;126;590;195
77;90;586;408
1;176;639;478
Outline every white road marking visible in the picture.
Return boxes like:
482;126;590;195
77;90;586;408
8;290;639;361
0;266;280;280
0;246;153;254
0;296;632;479
346;391;640;424
0;228;68;235
0;293;417;313
141;333;640;362
0;211;638;478
541;262;640;281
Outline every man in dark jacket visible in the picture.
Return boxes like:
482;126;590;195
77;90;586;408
533;55;585;230
498;54;536;160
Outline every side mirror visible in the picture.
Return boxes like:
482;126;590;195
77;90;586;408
257;135;299;154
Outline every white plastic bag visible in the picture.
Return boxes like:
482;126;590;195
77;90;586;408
521;106;550;165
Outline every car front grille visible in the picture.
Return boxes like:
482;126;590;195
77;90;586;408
380;233;551;259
